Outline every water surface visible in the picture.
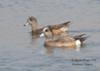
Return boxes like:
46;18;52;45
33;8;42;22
0;0;100;71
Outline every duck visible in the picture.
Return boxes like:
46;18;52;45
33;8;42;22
24;16;43;37
40;27;88;51
40;21;70;39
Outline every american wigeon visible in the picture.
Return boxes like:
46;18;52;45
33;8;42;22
41;29;88;51
40;21;70;39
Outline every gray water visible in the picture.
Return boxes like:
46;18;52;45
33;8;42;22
0;0;100;71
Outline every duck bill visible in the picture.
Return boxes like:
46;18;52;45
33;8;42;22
40;33;44;37
24;23;29;26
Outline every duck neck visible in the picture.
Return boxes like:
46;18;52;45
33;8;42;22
31;22;38;31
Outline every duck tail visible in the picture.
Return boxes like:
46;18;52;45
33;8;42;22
62;21;71;26
74;34;86;38
74;34;88;43
78;36;88;43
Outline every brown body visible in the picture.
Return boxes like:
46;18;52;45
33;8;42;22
44;36;77;48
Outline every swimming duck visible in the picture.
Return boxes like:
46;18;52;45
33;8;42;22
40;28;88;51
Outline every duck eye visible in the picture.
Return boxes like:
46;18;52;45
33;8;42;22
45;29;49;32
43;27;50;32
